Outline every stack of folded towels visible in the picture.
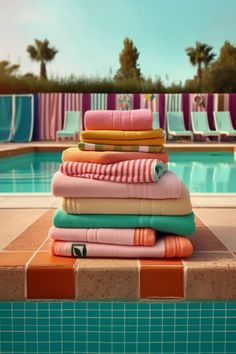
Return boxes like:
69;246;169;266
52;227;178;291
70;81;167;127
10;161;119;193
50;109;196;258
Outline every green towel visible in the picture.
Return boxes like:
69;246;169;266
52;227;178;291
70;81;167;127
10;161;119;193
53;209;196;236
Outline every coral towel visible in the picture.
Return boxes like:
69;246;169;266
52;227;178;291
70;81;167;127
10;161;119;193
50;235;193;258
52;171;182;199
60;159;167;183
49;227;155;246
62;148;168;164
84;109;153;131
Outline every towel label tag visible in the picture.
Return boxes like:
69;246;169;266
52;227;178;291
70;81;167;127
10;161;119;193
71;244;87;257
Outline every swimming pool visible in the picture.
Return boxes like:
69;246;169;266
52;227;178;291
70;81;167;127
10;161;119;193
0;151;236;193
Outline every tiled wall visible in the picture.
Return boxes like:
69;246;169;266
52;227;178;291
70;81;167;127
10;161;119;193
0;301;236;354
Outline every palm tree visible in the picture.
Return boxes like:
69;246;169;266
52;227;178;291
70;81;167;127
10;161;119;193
26;39;58;80
186;42;216;86
0;60;19;76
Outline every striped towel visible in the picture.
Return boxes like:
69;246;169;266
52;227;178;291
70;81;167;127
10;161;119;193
50;235;193;258
60;159;167;183
49;227;156;246
78;142;165;153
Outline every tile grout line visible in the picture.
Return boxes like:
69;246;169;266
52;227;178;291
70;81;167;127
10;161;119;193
194;209;234;252
137;259;141;299
24;212;52;299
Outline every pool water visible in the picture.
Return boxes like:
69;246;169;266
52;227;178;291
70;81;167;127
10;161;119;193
0;152;236;193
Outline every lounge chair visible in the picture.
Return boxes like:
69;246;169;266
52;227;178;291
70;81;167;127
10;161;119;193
56;111;81;141
153;111;167;143
191;111;220;142
167;112;193;141
152;111;160;129
213;111;236;140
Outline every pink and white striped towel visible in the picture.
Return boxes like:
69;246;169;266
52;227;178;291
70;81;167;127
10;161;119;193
60;159;167;183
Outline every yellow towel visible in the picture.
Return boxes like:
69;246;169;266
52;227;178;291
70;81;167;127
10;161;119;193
81;137;164;146
81;129;164;140
61;184;192;216
80;129;164;146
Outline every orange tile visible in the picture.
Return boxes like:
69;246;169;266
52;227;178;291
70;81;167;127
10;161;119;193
4;210;54;251
39;238;50;250
0;252;33;300
27;251;76;299
0;251;32;266
191;217;226;251
140;259;184;299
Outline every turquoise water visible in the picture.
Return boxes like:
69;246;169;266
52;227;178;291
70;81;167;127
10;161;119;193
0;151;236;193
0;301;235;354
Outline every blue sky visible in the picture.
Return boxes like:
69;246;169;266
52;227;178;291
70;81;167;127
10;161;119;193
1;0;236;83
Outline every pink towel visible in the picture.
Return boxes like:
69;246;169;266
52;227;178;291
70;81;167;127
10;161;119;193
84;109;153;131
52;171;182;199
60;159;167;183
50;235;193;258
49;227;155;246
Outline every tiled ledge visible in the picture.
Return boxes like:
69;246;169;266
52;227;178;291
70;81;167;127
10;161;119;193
0;210;236;301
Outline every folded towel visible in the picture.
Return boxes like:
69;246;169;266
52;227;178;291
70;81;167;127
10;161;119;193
53;209;196;236
60;159;167;183
50;235;193;258
62;148;168;164
49;226;155;246
78;142;165;153
61;184;192;215
84;109;153;131
80;129;164;146
52;171;182;199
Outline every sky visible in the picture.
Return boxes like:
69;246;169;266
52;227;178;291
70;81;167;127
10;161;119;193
1;0;236;84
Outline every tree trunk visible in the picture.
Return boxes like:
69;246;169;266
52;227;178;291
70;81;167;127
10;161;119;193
40;61;47;80
197;64;202;91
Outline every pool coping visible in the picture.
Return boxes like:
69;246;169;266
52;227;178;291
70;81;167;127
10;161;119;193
0;143;236;158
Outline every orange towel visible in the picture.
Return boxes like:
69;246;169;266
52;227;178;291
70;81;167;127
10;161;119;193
62;148;168;164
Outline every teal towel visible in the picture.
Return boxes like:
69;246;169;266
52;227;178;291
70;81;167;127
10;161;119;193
53;209;196;236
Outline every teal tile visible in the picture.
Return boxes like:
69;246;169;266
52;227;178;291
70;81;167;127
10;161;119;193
150;342;162;352
1;343;13;352
63;342;74;352
13;342;25;352
25;342;37;352
1;332;12;341
150;332;162;341
125;342;137;352
87;342;99;352
49;342;62;352
38;342;49;352
189;342;201;352
25;331;37;341
163;331;175;341
175;342;187;352
226;342;236;352
163;342;175;352
138;331;149;342
50;331;62;341
38;331;49;342
0;302;11;310
87;332;99;341
13;303;24;310
113;332;124;342
74;331;86;342
200;342;213;352
100;342;112;352
138;342;149;352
